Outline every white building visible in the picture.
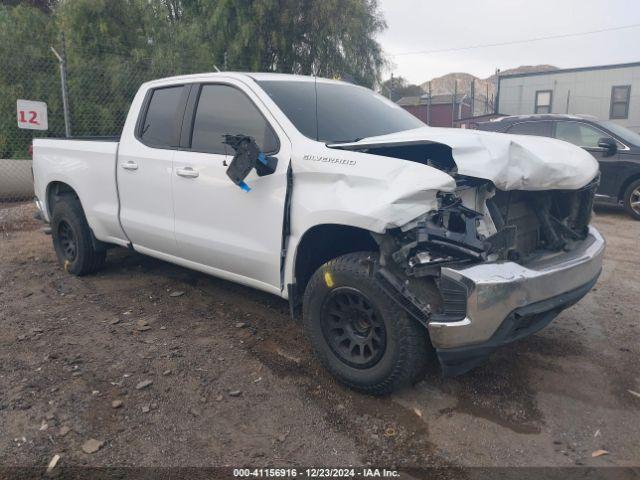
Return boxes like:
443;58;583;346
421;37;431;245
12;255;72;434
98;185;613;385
497;62;640;132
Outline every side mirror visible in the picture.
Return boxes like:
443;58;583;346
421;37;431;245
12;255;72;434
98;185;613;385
597;137;617;157
223;134;278;192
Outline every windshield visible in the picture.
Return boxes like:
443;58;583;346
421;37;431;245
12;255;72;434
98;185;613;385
257;80;425;143
600;120;640;147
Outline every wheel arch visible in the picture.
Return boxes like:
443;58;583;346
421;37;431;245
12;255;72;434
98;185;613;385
46;181;108;252
292;223;379;303
46;181;81;218
618;172;640;201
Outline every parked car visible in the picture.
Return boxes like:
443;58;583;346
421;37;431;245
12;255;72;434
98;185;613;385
476;114;640;220
32;74;604;394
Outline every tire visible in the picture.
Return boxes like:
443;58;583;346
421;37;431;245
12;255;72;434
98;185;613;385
51;195;106;276
623;179;640;220
302;252;430;395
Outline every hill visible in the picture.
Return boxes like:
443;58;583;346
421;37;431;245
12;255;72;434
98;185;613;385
419;65;558;99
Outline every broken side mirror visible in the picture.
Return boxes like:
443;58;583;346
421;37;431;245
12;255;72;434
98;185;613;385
597;137;617;157
223;134;278;192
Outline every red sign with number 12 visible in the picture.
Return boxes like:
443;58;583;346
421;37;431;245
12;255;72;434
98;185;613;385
17;99;48;131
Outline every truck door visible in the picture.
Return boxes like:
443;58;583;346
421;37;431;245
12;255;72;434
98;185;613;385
171;80;291;292
117;84;190;256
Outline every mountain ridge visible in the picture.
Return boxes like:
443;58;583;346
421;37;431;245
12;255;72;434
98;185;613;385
418;65;559;98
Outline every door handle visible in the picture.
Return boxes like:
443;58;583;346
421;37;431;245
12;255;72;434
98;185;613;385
176;167;199;178
120;160;138;170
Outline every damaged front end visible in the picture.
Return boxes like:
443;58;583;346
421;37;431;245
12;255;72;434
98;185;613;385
326;127;603;375
372;176;602;374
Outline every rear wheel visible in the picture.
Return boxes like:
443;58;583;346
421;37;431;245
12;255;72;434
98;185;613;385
51;196;106;275
302;252;430;395
623;179;640;220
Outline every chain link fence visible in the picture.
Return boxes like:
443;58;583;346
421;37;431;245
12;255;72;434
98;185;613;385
1;45;239;204
1;39;365;205
2;56;58;203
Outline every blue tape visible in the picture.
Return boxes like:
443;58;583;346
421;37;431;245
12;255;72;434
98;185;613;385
239;181;251;192
258;152;267;165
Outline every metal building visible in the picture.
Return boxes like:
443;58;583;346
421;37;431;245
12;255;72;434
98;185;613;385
496;62;640;132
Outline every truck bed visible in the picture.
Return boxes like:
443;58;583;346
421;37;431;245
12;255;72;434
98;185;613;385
32;138;128;246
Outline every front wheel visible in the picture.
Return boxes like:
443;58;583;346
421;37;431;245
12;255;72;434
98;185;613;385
623;179;640;220
302;252;430;395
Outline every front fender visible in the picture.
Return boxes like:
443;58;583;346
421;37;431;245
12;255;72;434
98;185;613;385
290;146;456;234
283;146;457;293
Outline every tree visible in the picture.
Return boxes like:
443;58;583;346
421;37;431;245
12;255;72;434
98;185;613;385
379;76;425;102
0;0;388;155
0;4;62;156
57;0;388;85
1;0;58;14
164;0;387;86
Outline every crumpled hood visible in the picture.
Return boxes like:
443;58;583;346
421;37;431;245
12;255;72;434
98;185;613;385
329;126;599;191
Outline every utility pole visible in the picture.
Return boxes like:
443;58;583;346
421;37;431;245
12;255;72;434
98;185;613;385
452;80;457;127
459;94;467;121
485;82;489;114
389;73;394;100
51;32;71;137
427;81;431;125
470;79;475;117
494;68;501;114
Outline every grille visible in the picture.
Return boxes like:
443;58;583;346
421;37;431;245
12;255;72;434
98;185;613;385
491;191;541;257
488;180;597;259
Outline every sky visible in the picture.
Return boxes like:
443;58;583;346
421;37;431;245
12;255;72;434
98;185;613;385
377;0;640;85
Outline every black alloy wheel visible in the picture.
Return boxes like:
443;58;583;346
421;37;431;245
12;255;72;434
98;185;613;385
302;251;431;395
51;195;106;276
57;220;78;261
320;287;387;369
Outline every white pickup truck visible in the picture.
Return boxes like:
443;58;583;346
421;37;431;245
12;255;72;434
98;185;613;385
33;73;604;394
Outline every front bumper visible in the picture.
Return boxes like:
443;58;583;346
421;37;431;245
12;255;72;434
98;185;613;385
428;226;605;375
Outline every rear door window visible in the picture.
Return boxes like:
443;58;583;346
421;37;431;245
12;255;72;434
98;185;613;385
191;84;279;155
139;86;187;147
507;121;553;137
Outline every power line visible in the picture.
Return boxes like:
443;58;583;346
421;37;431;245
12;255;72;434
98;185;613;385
389;23;640;57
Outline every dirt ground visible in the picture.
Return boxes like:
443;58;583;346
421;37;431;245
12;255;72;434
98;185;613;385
1;202;639;474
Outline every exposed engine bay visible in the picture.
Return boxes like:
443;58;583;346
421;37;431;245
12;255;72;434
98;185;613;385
392;176;597;267
372;175;598;326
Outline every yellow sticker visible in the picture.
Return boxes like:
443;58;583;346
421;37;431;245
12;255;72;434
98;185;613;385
64;260;70;272
324;271;334;288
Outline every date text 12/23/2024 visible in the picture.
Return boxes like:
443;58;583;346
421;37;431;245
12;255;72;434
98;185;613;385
233;468;400;478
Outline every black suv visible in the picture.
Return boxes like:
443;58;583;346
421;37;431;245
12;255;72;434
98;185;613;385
476;114;640;220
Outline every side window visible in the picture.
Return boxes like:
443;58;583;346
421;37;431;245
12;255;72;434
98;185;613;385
139;86;186;147
507;121;552;137
610;85;631;119
534;90;552;114
191;84;279;154
555;122;608;148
